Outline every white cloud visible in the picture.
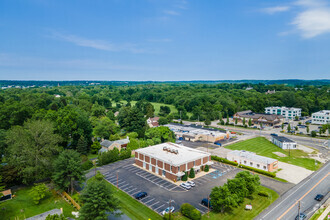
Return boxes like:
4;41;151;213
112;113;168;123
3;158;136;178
292;0;330;38
262;6;291;14
48;31;149;53
163;10;180;15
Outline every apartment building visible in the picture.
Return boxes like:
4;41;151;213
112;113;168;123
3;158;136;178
135;142;213;182
265;106;301;120
312;110;330;125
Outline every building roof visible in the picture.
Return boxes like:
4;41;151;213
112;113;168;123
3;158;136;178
235;110;283;121
1;189;11;196
100;138;129;148
272;135;295;143
165;123;228;137
26;209;62;220
312;110;330;115
228;150;277;164
265;106;301;111
135;142;210;166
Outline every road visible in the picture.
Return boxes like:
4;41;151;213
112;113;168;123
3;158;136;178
256;161;330;220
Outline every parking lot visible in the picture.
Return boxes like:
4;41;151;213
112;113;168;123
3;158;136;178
91;157;239;215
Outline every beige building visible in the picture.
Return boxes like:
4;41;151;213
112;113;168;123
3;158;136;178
99;137;130;153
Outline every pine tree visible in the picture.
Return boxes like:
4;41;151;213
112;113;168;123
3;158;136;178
189;168;195;178
77;136;88;155
242;118;246;126
248;118;252;127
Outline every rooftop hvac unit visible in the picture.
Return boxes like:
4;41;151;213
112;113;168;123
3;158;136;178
174;150;179;154
163;147;167;151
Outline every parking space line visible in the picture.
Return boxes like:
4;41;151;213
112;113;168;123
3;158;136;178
150;201;160;208
168;185;179;191
140;196;151;202
144;198;155;204
129;190;140;195
196;207;205;214
149;176;161;181
119;183;130;188
122;186;133;191
154;204;165;211
126;188;137;193
153;179;166;184
117;182;127;187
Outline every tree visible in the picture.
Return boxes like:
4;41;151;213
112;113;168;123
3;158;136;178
159;106;171;116
306;126;310;133
29;183;48;204
235;171;260;195
181;171;188;181
235;118;238;125
226;115;230;125
46;214;66;220
281;123;284;130
248;118;252;127
205;118;211;126
145;126;175;143
242;118;246;126
287;124;291;132
311;130;317;137
189;168;195;178
227;178;248;204
79;171;119;220
93;117;118;139
158;117;168;125
53;150;85;195
204;165;209;172
91;102;106;118
6;120;61;184
90;141;102;154
0;175;5;195
295;116;299;121
77;136;88;155
180;203;201;220
210;184;239;213
118;106;147;137
295;126;298;131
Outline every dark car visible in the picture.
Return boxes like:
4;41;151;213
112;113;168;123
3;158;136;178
295;213;306;220
201;198;212;208
283;122;289;125
135;192;147;200
314;194;324;201
270;133;278;136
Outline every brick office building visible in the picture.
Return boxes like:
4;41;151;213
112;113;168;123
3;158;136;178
135;142;213;182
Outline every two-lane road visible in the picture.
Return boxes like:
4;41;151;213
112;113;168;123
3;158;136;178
256;161;330;220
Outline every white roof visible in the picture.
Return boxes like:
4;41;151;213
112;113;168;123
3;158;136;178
164;124;227;137
135;142;210;166
312;110;330;115
228;150;277;165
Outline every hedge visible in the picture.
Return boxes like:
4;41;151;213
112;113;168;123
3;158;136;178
258;191;269;197
211;155;238;166
238;164;276;178
82;160;94;171
180;203;201;220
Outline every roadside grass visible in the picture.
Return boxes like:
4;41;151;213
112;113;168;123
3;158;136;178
0;186;76;219
201;186;278;220
225;137;322;171
309;207;326;220
87;153;98;160
106;181;162;220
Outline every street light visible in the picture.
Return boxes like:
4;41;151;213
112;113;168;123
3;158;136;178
166;199;175;220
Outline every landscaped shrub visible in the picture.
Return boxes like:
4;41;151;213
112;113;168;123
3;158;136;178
204;165;209;172
258;191;269;197
238;164;276;178
189;168;195;178
211;155;238;166
181;171;188;181
82;160;94;171
181;203;201;220
97;148;131;166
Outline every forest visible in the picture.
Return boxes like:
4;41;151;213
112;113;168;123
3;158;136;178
0;82;329;188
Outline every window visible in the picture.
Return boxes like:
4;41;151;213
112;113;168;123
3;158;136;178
143;162;146;169
178;166;180;172
263;166;266;170
193;161;195;166
250;162;253;166
162;170;166;177
257;164;260;168
149;165;152;172
171;166;173;172
244;160;247;164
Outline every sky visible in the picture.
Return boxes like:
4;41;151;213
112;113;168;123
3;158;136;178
0;0;330;81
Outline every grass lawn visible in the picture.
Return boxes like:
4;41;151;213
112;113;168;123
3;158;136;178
201;186;278;220
0;186;76;219
113;100;193;117
225;137;322;171
309;207;326;220
87;153;98;160
106;181;162;220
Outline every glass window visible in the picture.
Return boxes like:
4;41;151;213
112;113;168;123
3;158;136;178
250;162;253;166
263;166;266;170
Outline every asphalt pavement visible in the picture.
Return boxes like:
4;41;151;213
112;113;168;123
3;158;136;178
256;161;330;220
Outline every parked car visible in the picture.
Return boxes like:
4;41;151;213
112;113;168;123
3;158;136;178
180;183;191;190
305;120;312;124
283;122;289;125
273;126;281;128
162;206;175;215
135;192;147;200
187;181;195;187
201;198;212;208
299;132;304;134
270;133;278;136
295;213;307;220
314;194;324;201
214;142;222;146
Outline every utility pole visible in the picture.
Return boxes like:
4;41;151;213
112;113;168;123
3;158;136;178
169;198;172;220
207;195;210;218
117;171;119;191
180;111;182;122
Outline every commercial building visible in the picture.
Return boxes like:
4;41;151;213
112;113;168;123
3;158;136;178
227;150;278;172
312;110;330;125
99;137;130;153
135;142;213;181
265;106;301;120
164;123;230;143
271;135;297;150
233;110;283;126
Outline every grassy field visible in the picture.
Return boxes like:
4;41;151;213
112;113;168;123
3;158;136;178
0;186;76;219
107;182;162;220
201;186;278;220
113;100;193;117
225;137;322;171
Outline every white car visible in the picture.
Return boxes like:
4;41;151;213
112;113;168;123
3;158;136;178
162;206;175;215
187;181;195;187
180;183;191;190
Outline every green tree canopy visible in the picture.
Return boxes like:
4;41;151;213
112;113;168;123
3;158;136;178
145;126;175;143
53;150;85;195
6;120;61;184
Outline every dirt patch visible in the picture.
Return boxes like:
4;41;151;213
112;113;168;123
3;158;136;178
273;152;287;157
276;162;313;184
